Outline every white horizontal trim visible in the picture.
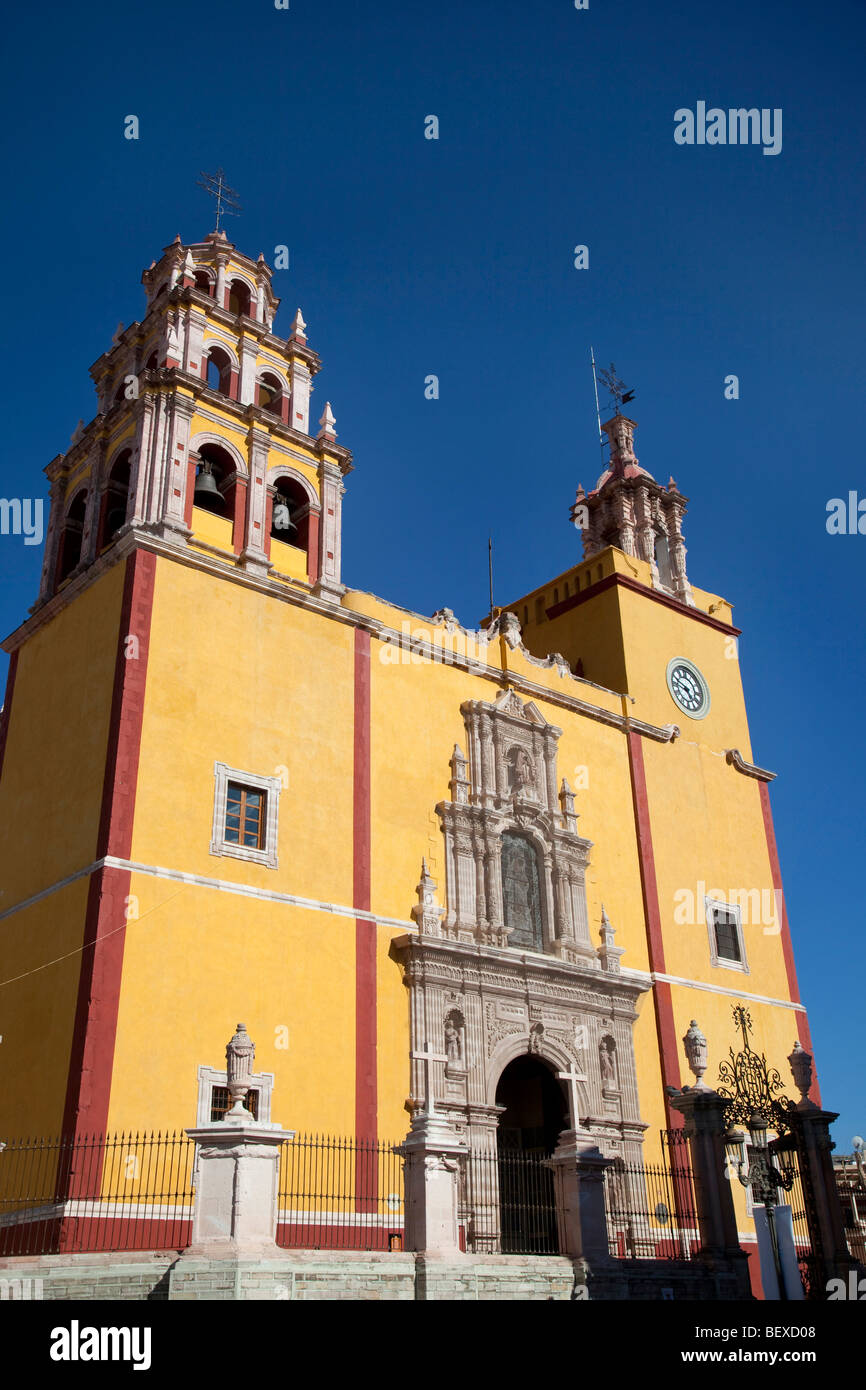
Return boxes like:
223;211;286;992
0;856;807;1015
0;1200;193;1228
102;856;416;931
621;966;805;1013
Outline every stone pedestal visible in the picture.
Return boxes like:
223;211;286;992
400;1112;467;1255
545;1131;613;1264
793;1102;858;1287
669;1088;741;1255
183;1120;292;1259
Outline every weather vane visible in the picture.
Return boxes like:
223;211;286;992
596;361;635;415
196;168;242;233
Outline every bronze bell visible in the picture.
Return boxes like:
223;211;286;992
194;461;223;505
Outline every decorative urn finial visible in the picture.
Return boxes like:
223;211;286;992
290;307;307;341
225;1022;256;1119
683;1019;709;1088
788;1040;813;1103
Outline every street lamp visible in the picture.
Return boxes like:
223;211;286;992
727;1110;795;1299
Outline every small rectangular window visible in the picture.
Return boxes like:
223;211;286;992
210;1085;259;1123
714;909;741;962
705;896;748;973
210;762;281;868
225;782;265;850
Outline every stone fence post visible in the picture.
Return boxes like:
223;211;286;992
181;1025;293;1261
668;1086;752;1295
545;1130;614;1265
400;1111;467;1255
792;1102;858;1289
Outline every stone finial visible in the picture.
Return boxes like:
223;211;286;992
497;610;522;649
597;906;625;974
317;402;337;439
560;777;578;832
181;249;195;282
449;744;470;804
111;321;125;345
788;1040;814;1103
668;476;678;491
290;307;307;341
411;858;445;937
225;1023;256;1118
682;1019;709;1088
70;419;85;443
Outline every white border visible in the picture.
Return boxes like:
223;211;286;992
705;894;749;974
210;761;281;869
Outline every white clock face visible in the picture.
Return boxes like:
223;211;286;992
666;658;710;719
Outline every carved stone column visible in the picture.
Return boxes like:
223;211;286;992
240;427;270;575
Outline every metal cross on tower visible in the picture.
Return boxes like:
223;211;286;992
196;168;242;233
597;361;635;416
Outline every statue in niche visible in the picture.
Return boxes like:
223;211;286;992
509;747;535;795
600;1036;618;1088
528;1021;544;1054
444;1010;465;1066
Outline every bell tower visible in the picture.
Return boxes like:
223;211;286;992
35;230;352;610
571;412;694;608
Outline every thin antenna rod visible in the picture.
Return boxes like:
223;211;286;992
590;346;605;469
196;168;242;233
488;537;495;619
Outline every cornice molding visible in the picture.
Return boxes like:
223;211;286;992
725;748;776;782
546;570;741;637
1;538;722;756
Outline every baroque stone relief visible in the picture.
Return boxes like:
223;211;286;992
434;689;596;965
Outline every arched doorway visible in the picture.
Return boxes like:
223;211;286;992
495;1055;566;1252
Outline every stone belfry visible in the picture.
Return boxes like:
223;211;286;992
570;413;694;607
35;230;352;610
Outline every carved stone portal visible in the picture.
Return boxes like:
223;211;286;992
396;690;650;1248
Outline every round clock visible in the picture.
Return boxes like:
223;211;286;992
666;657;710;719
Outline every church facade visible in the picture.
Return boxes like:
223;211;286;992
0;233;818;1246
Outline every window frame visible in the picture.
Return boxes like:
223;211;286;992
210;761;282;869
704;895;749;974
196;1064;275;1126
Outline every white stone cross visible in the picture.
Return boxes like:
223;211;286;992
411;1041;447;1116
558;1063;588;1131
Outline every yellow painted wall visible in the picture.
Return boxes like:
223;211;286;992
0;563;125;1134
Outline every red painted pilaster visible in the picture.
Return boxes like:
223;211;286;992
307;511;320;585
61;549;156;1147
627;730;683;1123
232;479;248;556
0;649;20;782
758;782;820;1104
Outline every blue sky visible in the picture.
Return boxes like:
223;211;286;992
0;0;863;1141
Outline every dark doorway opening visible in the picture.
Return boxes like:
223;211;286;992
495;1055;566;1253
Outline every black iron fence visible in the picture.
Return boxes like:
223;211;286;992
276;1133;405;1251
461;1146;559;1255
0;1132;195;1257
604;1132;701;1260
